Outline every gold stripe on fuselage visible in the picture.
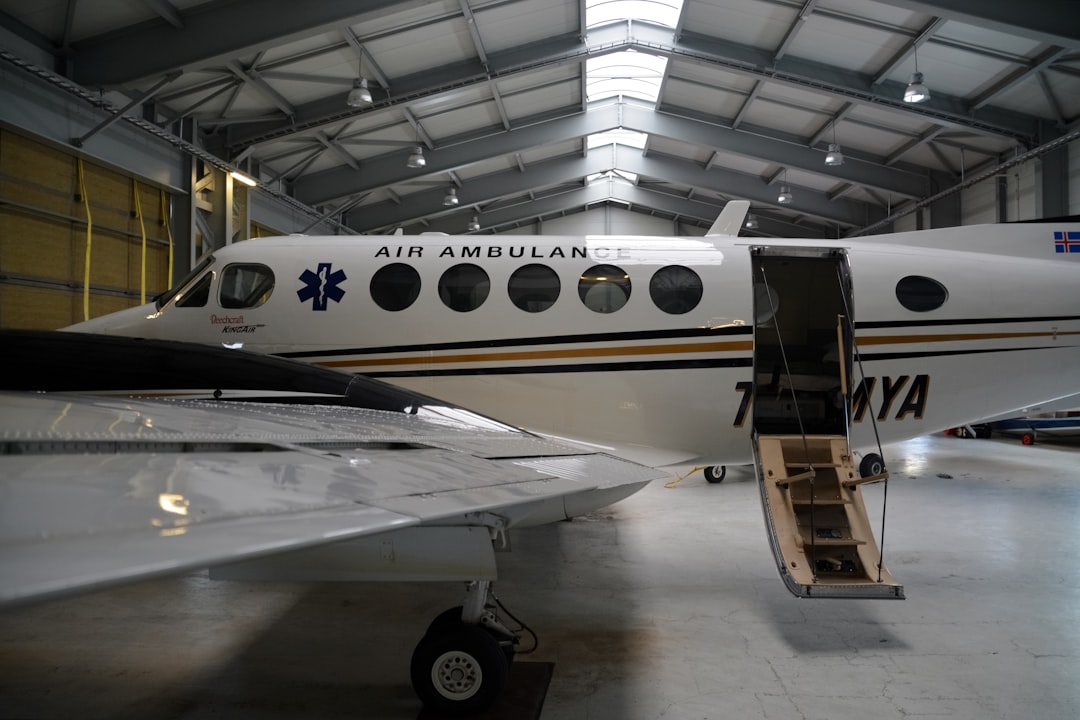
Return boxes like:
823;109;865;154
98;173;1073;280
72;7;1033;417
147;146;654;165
314;328;1078;371
320;340;755;369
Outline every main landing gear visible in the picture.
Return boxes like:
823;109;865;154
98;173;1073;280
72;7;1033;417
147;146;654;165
410;580;521;716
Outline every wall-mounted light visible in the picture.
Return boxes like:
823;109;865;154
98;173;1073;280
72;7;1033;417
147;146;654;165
229;170;257;187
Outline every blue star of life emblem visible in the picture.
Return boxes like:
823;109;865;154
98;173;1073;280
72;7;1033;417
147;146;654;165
297;262;347;311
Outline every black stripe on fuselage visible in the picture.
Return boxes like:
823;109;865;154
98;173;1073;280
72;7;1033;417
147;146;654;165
362;357;754;378
857;345;1066;362
854;315;1080;330
278;325;754;359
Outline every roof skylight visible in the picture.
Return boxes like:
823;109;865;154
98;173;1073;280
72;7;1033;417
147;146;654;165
584;0;683;152
586;0;684;29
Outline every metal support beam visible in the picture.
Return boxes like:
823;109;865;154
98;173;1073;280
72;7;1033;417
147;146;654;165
773;0;820;63
221;20;1042;153
72;0;439;86
71;71;180;147
1040;143;1069;217
142;0;184;29
348;143;881;232
871;0;1080;50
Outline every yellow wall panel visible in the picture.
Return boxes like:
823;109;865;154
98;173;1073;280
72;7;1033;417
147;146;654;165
0;285;76;330
0;133;78;216
1;130;175;328
0;214;77;280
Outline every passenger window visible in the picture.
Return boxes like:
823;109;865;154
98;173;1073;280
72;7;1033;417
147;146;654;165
896;275;948;312
219;264;275;309
370;263;421;311
439;264;490;312
508;264;560;313
650;265;702;314
579;264;630;313
175;272;213;308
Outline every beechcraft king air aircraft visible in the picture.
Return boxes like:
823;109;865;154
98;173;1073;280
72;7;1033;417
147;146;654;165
9;202;1078;713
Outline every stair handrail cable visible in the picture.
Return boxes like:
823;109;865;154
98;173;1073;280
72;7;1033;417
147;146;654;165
835;265;889;583
758;263;817;581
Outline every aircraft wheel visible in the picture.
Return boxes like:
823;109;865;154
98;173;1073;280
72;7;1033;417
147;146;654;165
425;606;465;637
411;624;509;716
704;465;727;483
859;453;884;478
1022;432;1036;446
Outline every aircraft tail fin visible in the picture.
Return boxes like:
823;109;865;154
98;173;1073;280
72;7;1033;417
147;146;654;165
706;200;751;237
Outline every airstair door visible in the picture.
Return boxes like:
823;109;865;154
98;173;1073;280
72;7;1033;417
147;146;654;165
750;248;903;599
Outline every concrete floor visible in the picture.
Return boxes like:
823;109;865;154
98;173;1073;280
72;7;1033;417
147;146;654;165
2;433;1079;719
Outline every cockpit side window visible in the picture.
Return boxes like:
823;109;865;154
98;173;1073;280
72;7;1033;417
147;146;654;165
219;263;275;309
156;254;215;309
174;272;213;308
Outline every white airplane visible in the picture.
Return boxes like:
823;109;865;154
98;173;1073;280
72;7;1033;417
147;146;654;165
15;202;1079;713
67;202;1080;477
0;329;665;716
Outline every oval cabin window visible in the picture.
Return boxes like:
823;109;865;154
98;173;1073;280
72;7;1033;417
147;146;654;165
579;264;631;314
370;263;421;311
650;265;703;314
439;263;490;312
508;264;560;312
895;275;948;312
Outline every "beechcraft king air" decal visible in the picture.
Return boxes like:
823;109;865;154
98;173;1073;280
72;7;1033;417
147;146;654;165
298;263;347;311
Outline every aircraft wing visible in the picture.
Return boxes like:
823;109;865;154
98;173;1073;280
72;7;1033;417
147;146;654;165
0;391;664;608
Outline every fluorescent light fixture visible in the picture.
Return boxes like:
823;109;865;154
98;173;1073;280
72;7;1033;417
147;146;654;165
229;170;257;187
904;72;930;103
347;77;372;107
825;143;845;166
443;187;459;206
407;144;426;169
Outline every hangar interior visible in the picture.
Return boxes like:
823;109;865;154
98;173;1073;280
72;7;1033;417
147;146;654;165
0;1;1078;718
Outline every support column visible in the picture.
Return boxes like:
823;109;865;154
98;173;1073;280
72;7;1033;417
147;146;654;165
1039;144;1069;218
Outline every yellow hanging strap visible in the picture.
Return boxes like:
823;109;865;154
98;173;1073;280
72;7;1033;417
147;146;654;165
160;190;173;288
78;159;92;321
134;180;147;304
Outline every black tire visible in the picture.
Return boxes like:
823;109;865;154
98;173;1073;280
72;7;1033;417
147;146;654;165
411;625;509;716
425;606;465;637
859;453;884;478
704;465;727;483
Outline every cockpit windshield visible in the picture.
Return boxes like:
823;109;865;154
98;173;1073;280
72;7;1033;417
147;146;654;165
155;254;216;309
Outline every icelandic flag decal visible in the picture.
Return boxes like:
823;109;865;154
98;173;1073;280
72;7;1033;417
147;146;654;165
1053;231;1080;254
